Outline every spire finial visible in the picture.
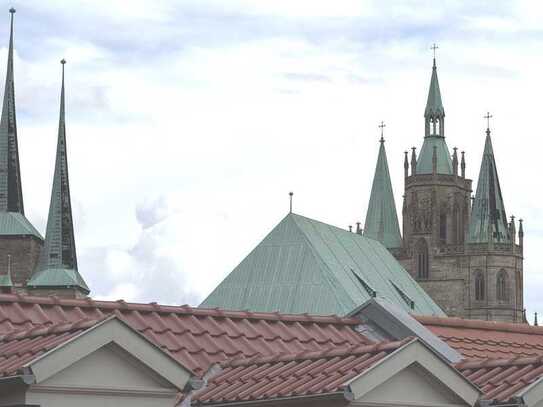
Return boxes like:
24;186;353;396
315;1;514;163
484;111;493;135
431;43;439;67
289;192;293;214
378;121;386;143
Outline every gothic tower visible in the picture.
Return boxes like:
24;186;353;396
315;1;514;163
0;9;43;290
365;55;523;322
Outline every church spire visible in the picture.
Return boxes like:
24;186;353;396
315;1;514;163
468;116;510;244
0;8;24;213
416;46;453;175
28;60;89;296
363;124;401;248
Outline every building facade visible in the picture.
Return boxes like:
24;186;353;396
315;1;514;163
364;57;523;322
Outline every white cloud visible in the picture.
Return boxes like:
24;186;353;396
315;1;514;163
1;0;541;315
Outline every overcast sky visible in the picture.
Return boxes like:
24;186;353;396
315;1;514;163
2;0;542;317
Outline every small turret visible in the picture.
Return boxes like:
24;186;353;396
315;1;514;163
519;218;524;249
411;147;417;175
461;151;466;178
404;151;409;178
510;215;516;246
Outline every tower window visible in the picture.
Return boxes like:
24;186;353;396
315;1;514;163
415;239;429;280
440;212;447;243
475;271;485;301
497;270;508;302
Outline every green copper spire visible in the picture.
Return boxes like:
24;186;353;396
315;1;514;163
468;124;510;244
363;126;401;248
28;60;89;294
0;9;24;214
417;51;453;174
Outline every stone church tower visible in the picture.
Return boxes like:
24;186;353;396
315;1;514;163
364;56;523;322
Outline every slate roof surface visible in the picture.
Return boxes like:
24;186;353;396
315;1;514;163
0;294;371;376
468;132;510;243
418;316;543;359
192;338;412;404
457;356;543;402
201;213;445;317
0;317;102;377
363;138;402;249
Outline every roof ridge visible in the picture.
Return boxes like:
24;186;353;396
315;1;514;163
0;294;360;325
222;337;413;368
0;316;106;341
456;355;543;370
416;315;543;335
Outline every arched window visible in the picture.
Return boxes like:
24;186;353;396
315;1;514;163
415;239;429;280
497;270;508;302
475;271;485;301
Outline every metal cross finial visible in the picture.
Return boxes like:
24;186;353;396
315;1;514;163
484;112;493;130
289;192;293;214
378;121;386;142
9;8;15;14
61;58;66;65
431;43;439;58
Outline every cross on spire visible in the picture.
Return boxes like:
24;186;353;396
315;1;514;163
431;43;439;67
484;112;493;135
379;121;386;142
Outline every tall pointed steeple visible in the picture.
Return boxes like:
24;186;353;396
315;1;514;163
363;126;401;248
468;121;510;243
416;48;453;175
0;8;24;214
28;60;89;295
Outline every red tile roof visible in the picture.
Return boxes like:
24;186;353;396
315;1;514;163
417;316;543;359
0;294;371;375
457;356;543;402
192;338;412;404
0;317;103;377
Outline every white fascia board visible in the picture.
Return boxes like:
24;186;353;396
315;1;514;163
27;316;191;390
346;339;480;407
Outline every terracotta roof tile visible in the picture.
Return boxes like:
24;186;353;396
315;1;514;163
0;317;105;377
0;294;371;376
456;356;543;402
417;315;543;360
192;338;412;404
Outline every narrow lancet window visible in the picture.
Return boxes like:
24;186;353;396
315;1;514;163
497;270;508;302
416;239;429;279
475;272;485;301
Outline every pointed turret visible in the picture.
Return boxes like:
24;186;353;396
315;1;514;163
0;8;23;214
28;61;88;296
416;54;453;175
363;132;401;249
468;126;510;244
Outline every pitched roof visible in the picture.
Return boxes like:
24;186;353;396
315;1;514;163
28;62;88;293
0;212;42;238
468;131;510;243
417;315;543;360
457;357;543;402
0;317;103;377
425;59;445;118
192;338;412;404
0;294;371;376
363;138;401;249
0;9;24;215
201;213;444;317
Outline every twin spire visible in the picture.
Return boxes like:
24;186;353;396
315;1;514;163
0;9;87;293
0;8;24;214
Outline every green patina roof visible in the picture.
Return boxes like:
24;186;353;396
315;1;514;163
468;131;510;243
363;138;401;248
28;62;88;294
425;59;445;118
416;136;453;174
201;213;445;317
0;10;24;214
0;212;42;238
